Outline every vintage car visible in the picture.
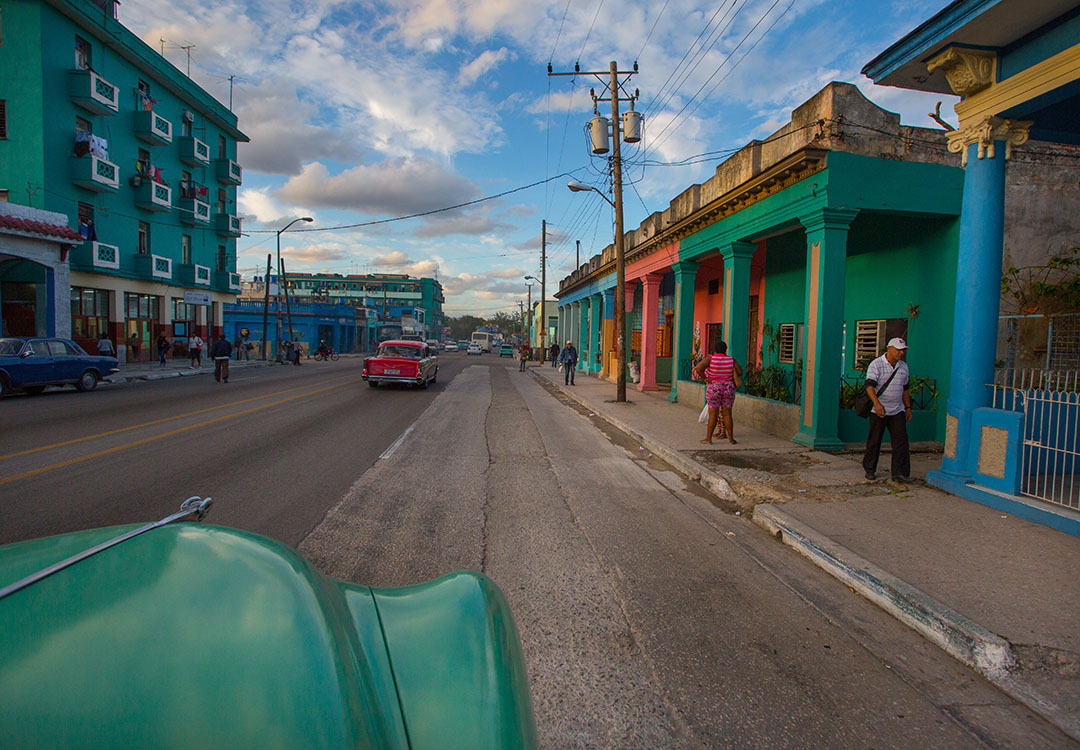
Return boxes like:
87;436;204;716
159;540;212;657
0;498;537;748
499;344;514;358
0;337;119;397
363;340;438;388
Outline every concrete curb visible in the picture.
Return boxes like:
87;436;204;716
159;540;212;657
528;368;741;506
105;361;279;384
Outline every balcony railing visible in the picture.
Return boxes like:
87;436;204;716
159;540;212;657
134;110;172;145
179;197;210;225
69;69;118;115
91;241;120;269
134;180;172;212
215;158;242;185
229;272;242;292
134;253;173;280
178;136;211;166
195;264;212;286
71;155;119;192
214;213;241;237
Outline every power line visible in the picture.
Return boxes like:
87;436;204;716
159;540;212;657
576;0;607;64
635;0;672;61
548;0;573;62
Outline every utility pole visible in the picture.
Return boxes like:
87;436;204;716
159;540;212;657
540;219;547;363
261;254;271;360
551;60;639;402
576;239;580;271
525;282;534;343
281;258;295;345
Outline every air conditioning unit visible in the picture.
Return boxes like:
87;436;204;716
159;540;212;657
182;110;194;123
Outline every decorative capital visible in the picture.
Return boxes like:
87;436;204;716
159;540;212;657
719;240;757;261
945;116;1032;166
926;47;996;97
800;208;858;234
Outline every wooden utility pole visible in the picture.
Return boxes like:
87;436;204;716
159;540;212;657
260;254;271;360
609;60;628;403
540;219;547;362
281;258;295;345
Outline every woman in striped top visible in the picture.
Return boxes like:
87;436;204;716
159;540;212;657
693;341;743;445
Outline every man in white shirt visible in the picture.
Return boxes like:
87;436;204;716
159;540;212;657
862;337;912;482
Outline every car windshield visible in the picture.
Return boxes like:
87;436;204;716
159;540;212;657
0;339;24;355
377;345;421;358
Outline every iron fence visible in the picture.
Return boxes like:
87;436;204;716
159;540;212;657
993;368;1079;511
743;364;802;405
839;374;938;411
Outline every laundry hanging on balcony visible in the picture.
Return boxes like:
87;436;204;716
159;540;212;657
73;131;109;160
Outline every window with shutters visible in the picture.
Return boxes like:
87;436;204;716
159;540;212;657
182;235;191;265
778;323;797;364
75;36;91;69
854;318;908;370
0;100;6;140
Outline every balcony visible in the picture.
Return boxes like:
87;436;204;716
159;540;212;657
214;213;241;237
178;182;210;225
134;180;172;212
134;110;172;145
133;253;173;280
69;69;118;115
71;155;119;192
215;158;242;185
91;241;120;270
179;136;211;167
178;263;212;286
212;270;242;293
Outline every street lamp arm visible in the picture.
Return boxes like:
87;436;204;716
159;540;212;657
278;216;314;236
567;181;614;208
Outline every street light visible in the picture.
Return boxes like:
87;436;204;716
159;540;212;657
523;275;538;347
275;217;313;359
566;181;614;206
524;274;543;361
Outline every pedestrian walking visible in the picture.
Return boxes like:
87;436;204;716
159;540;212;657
862;338;912;482
519;342;531;372
127;332;140;362
156;334;170;368
292;340;303;365
559;340;578;385
96;331;115;358
233;335;245;361
211;334;233;383
550;343;559;367
189;333;204;369
694;341;743;445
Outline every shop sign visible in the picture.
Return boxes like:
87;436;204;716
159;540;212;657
184;291;212;306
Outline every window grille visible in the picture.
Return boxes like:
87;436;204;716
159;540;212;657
855;320;885;370
0;100;6;140
778;323;797;364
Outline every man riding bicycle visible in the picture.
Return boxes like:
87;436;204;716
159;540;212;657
316;340;331;356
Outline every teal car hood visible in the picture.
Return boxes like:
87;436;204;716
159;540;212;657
0;524;535;749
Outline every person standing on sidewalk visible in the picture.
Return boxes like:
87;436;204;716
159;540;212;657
519;342;530;372
863;338;912;482
96;332;115;358
211;334;233;383
549;342;559;367
156;334;170;368
127;332;140;362
694;341;743;445
189;333;204;369
559;341;578;385
233;335;246;361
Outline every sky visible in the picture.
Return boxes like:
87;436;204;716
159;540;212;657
122;0;958;317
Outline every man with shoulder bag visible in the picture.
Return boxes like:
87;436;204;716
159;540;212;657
860;338;912;482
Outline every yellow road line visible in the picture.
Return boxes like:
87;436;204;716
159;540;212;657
0;378;361;486
0;378;351;461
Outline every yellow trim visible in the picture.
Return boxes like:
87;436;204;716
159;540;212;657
955;43;1080;128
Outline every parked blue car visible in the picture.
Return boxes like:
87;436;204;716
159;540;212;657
0;337;119;397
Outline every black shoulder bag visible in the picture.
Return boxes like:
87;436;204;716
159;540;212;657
854;366;900;419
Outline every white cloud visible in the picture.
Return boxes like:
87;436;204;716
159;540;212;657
373;250;411;266
458;47;512;87
280;242;350;263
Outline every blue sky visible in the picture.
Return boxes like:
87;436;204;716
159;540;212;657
124;0;957;316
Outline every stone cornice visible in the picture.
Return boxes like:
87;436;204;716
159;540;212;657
926;46;996;97
558;149;827;297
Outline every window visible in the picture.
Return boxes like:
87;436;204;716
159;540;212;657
778;323;797;364
218;135;227;159
0;100;6;140
125;293;159;320
216;188;226;213
137;79;153;111
70;287;110;341
0;190;7;202
75;36;91;69
75;116;91;133
49;339;78;356
77;202;94;239
181;111;192;137
217;245;227;272
707;278;720;295
182;235;191;265
138;221;149;254
854;318;908;370
137;147;151;175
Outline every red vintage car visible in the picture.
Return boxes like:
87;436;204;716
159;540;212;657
363;339;439;388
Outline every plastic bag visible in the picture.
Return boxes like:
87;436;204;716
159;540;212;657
558;363;564;372
698;404;709;423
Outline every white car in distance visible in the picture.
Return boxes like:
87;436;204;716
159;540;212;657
467;343;482;355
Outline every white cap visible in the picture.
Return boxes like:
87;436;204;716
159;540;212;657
888;337;908;350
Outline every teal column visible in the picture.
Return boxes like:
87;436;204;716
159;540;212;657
720;242;756;370
578;297;590;373
590;292;603;373
793;208;858;451
669;260;699;402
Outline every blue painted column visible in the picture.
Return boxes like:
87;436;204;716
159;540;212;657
669;260;699;402
929;124;1026;488
721;241;756;371
578;297;590;374
590;292;603;373
793;208;858;451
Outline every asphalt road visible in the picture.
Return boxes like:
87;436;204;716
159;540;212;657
0;353;475;546
2;355;1071;747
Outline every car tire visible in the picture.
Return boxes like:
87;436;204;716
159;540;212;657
75;370;99;392
23;385;46;395
0;376;8;398
419;376;428;390
432;368;437;383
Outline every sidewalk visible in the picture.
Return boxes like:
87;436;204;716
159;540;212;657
105;357;280;384
526;362;1080;741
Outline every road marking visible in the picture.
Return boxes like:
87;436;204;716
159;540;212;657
379;424;416;460
0;378;361;486
0;379;352;462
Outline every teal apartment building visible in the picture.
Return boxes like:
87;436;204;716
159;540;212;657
0;0;247;360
